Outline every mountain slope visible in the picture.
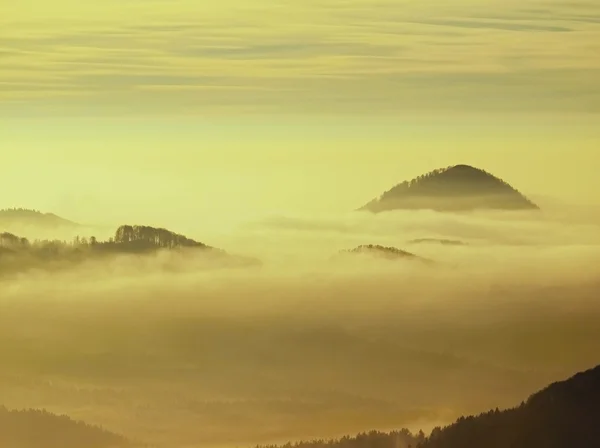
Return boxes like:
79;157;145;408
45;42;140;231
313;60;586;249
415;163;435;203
359;165;539;212
257;430;423;448
0;208;78;229
421;364;600;448
256;364;600;448
0;406;130;448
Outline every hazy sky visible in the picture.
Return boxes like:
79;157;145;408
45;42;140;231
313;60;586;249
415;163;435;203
2;0;600;224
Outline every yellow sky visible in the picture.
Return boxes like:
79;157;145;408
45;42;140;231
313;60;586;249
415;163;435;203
3;0;600;116
2;0;600;225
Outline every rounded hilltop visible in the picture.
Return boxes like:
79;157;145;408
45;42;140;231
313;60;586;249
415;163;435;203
344;244;419;259
359;164;539;213
335;244;434;264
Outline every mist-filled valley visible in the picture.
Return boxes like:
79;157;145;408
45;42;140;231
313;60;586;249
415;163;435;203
5;0;600;442
2;203;600;448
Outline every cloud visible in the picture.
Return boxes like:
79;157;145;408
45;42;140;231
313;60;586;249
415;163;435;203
2;206;600;446
236;207;600;249
408;19;573;32
1;0;599;116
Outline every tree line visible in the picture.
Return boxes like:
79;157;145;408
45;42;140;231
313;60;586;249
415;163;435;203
0;406;129;448
261;365;600;448
0;225;209;254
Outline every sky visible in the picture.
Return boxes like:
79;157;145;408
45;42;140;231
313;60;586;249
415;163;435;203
2;0;600;226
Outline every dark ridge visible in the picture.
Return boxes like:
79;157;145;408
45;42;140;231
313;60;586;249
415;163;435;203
0;208;78;228
359;165;539;213
0;224;260;275
419;364;600;448
526;363;600;411
254;364;600;448
345;244;420;259
0;406;130;448
108;224;214;252
255;429;424;448
337;244;434;264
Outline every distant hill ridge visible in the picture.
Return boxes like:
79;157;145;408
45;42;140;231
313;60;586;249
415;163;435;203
112;224;214;251
0;224;213;254
0;208;78;228
408;238;467;246
337;244;434;264
0;406;129;448
359;164;539;213
344;244;420;259
0;224;260;275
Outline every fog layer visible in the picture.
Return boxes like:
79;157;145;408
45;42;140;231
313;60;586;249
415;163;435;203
2;206;600;447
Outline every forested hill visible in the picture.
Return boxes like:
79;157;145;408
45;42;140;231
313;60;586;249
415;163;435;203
256;429;424;448
109;224;214;251
359;165;539;213
420;364;600;448
335;244;434;264
339;244;424;260
0;224;260;274
0;406;130;448
259;364;600;448
0;224;215;255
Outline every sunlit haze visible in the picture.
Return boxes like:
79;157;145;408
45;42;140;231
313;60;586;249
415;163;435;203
2;1;600;448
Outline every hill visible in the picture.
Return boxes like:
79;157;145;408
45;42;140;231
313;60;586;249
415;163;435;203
335;244;434;264
0;406;130;448
421;364;600;448
258;364;600;448
256;429;423;448
359;165;539;213
0;224;260;275
0;208;78;229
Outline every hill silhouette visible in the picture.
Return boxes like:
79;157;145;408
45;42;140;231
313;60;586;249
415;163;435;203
255;429;424;448
0;224;260;275
336;244;433;264
421;364;600;448
0;406;130;448
260;364;600;448
359;165;539;213
0;208;79;229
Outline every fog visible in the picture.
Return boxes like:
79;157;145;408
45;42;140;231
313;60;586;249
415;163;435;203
2;204;600;447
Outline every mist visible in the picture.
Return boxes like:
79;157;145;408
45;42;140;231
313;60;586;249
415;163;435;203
2;205;600;447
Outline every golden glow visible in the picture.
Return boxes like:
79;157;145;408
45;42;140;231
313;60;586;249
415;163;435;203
2;0;600;115
2;3;600;447
3;0;600;224
2;115;600;228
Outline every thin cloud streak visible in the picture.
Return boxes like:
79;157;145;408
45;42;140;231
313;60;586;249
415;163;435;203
1;0;599;115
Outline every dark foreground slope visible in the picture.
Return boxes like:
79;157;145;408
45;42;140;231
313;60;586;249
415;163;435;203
258;364;600;448
256;430;424;448
359;165;539;213
421;364;600;448
0;406;129;448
